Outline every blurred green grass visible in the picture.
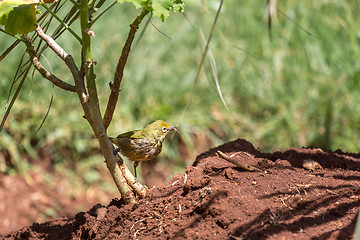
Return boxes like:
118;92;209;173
1;0;360;182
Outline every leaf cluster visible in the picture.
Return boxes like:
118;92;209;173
118;0;184;21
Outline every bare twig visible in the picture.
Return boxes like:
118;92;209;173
103;8;149;129
89;0;117;26
35;25;82;84
35;25;71;61
277;9;312;36
35;84;54;134
0;40;21;62
35;24;92;122
130;217;151;231
25;42;76;92
326;189;339;195
150;19;171;39
132;14;152;50
39;1;82;43
280;197;293;210
217;150;261;172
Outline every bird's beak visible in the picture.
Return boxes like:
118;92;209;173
168;126;178;131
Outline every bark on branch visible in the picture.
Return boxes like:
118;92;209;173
117;157;147;198
79;1;137;202
26;43;76;92
35;25;69;61
35;25;92;122
103;9;149;129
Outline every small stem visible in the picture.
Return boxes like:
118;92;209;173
68;0;81;9
35;25;68;60
35;25;83;95
39;1;82;43
89;0;118;26
0;28;25;42
0;65;31;132
25;41;76;92
79;0;135;203
103;8;149;129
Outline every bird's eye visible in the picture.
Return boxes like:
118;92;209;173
162;127;168;133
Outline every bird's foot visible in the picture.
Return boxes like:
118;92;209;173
113;147;121;155
132;177;139;185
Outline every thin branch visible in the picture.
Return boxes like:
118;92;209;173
35;84;54;134
25;42;76;92
0;39;21;62
199;27;229;112
68;0;81;9
39;1;82;43
5;52;27;110
80;0;136;203
0;65;31;132
150;19;171;40
34;25;90;119
89;0;117;26
132;14;152;50
35;25;71;61
103;8;149;130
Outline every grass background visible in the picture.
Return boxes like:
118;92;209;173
0;0;360;191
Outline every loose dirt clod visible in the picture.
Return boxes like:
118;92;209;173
302;159;323;171
2;139;360;240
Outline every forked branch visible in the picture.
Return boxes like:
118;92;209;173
25;42;76;92
79;0;137;203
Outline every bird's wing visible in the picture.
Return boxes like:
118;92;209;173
116;130;142;139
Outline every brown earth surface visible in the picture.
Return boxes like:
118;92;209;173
0;172;117;236
2;138;360;239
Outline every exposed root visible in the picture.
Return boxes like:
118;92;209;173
130;217;152;231
280;197;294;210
133;227;147;240
171;180;179;186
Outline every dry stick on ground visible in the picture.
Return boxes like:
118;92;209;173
217;150;261;172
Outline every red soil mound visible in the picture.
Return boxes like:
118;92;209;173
3;139;360;239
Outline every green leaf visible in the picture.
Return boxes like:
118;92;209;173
116;0;184;21
0;0;38;35
152;0;172;21
172;0;184;12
